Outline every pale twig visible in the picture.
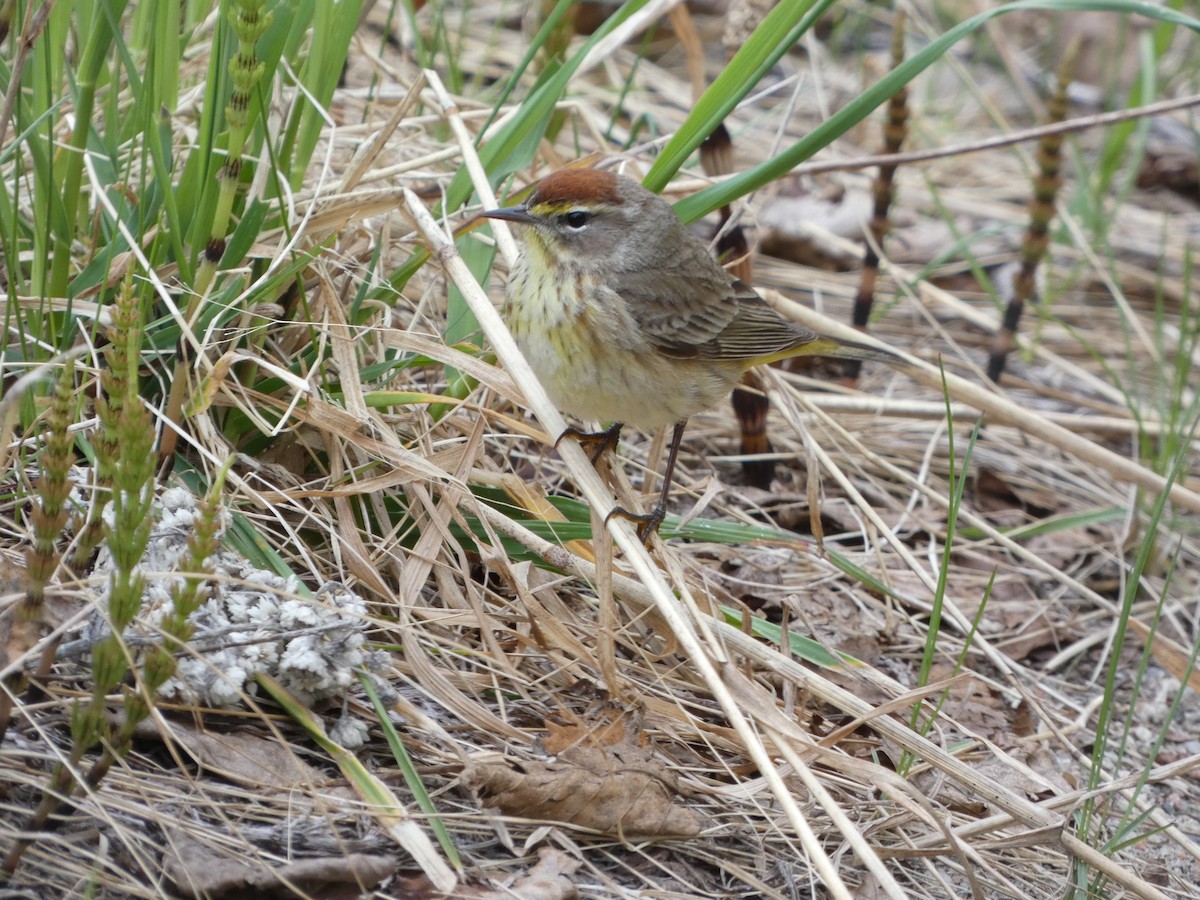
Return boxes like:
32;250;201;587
768;294;1200;515
422;69;517;264
768;371;1028;697
337;72;427;194
736;391;1194;439
785;91;1200;178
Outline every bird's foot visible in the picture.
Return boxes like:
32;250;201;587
556;422;623;464
606;502;665;545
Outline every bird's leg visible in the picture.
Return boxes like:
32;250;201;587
556;422;623;464
607;420;687;544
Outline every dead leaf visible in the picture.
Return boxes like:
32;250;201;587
139;718;324;789
1012;698;1035;738
389;847;580;899
852;872;893;900
1138;144;1199;204
1129;618;1200;694
463;743;703;838
542;702;641;754
163;829;396;898
974;467;1024;513
0;557;77;680
499;847;580;899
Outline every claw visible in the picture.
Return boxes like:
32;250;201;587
557;422;623;464
606;503;666;545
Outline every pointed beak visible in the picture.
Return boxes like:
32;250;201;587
481;203;536;226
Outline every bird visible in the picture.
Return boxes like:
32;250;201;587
482;167;896;541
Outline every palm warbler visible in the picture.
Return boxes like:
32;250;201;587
483;168;896;540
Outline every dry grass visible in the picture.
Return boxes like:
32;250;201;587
2;1;1199;898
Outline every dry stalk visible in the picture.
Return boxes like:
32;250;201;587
770;295;1200;515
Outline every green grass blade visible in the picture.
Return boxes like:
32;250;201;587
643;0;834;193
359;674;462;868
717;606;851;669
442;0;654;210
288;0;366;190
672;0;1200;224
258;675;457;890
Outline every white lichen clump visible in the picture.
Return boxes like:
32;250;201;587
93;486;376;711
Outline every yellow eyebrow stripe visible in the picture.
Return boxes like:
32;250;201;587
531;201;598;215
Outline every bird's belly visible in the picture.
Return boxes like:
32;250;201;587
510;300;742;431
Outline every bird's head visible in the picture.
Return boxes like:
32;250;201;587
482;169;665;271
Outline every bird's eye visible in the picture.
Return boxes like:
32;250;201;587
562;210;591;229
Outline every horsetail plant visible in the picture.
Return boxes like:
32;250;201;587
987;40;1077;382
2;284;156;875
199;0;273;300
85;461;229;792
161;0;274;459
846;6;909;384
0;360;77;747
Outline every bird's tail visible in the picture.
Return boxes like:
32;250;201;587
755;334;903;368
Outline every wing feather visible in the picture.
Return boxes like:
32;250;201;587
613;256;817;362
